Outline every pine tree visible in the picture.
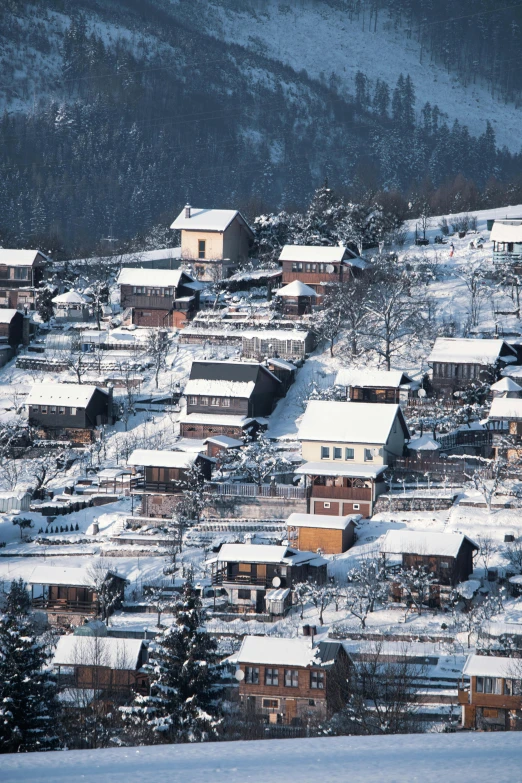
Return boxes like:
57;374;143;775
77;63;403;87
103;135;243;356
122;581;224;744
0;581;61;753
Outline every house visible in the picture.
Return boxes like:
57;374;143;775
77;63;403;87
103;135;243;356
460;654;522;730
335;368;418;404
180;326;315;361
273;280;318;317
27;383;113;443
52;635;148;697
204;434;243;460
209;543;327;615
52;290;92;321
127;448;213;518
490;377;522;398
117;267;200;328
0;249;46;311
286;512;358;554
381;530;478;604
228;635;351;725
28;565;126;626
296;401;409;517
490;219;522;266
279;245;365;296
265;358;297;393
427;338;518;397
170;205;254;280
488;397;522;459
180;360;283;439
0;308;24;347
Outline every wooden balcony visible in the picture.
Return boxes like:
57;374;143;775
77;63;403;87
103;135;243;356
132;480;182;494
212;572;276;588
311;485;372;501
32;597;98;614
282;271;341;287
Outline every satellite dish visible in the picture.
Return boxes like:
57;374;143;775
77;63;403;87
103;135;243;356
235;668;245;682
272;576;281;588
325;264;335;273
418;388;426;398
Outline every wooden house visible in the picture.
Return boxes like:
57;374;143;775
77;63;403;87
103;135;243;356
28;565;126;626
335;368;418;404
171;205;254;281
0;249;46;311
228;635;351;725
27;383;113;443
0;308;24;347
117;267;200;328
279;245;365;296
296;401;409;516
490;219;522;266
181;360;283;439
52;290;92;321
381;530;478;605
273;280;317;317
204;434;243;460
209;543;327;615
286;512;358;554
52;635;149;697
127;448;213;518
488;397;522;459
427;338;518;397
460;655;522;731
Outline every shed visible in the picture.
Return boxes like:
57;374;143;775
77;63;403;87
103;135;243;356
380;530;478;586
286;512;359;554
0;489;31;513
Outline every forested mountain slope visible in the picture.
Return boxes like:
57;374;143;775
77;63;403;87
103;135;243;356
1;0;522;255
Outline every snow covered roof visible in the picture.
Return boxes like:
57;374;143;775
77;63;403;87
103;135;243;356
0;249;47;266
427;338;517;365
489;397;522;421
188;359;280;387
463;654;522;678
29;565;100;587
52;636;144;670
265;587;291;601
52;290;88;304
117;268;192;288
491;377;522;393
298;400;408;444
502;365;522;380
490;220;522;244
215;543;319;565
294;461;387;479
0;309;20;324
274;280;318;298
286;513;359;530
182;326;310;342
380;530;478;558
180;412;254;427
127;449;200;469
279;245;348;263
203;435;243;448
184;378;256;399
171;206;253;236
335;368;413;389
229;636;341;668
267;358;296;371
408;434;441;451
26;383;107;407
228;268;282;282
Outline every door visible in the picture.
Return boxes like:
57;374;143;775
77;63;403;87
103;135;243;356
286;699;297;725
256;591;265;613
257;564;266;585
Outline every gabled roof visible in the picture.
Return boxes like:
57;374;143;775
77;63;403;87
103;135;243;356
117;268;192;288
491;377;522;393
408;434;441;451
298;400;409;444
380;530;478;558
171;207;253;236
491;220;522;244
214;543;319;565
28;565;124;587
127;449;200;469
0;309;21;324
335;368;413;389
274;280;318;298
52;290;88;304
189;359;279;384
26;383;107;407
203;435;243;448
463;654;522;678
286;513;359;530
489;397;522;421
52;636;144;670
427;338;517;365
279;245;349;263
184;378;257;399
229;636;342;668
0;249;47;267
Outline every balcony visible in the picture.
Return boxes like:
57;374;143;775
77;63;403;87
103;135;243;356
212;572;277;588
32;597;98;614
132;479;182;494
311;485;372;501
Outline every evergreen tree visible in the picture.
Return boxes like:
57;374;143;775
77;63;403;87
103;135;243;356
0;580;60;753
122;580;224;744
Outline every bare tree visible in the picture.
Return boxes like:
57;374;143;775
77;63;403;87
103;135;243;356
466;460;505;513
344;557;389;628
60;333;90;384
224;434;289;487
459;261;489;331
477;534;495;575
395;565;435;615
301;581;334;626
88;560;125;624
146;329;170;389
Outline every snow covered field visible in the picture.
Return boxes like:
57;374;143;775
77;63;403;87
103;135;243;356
3;732;522;783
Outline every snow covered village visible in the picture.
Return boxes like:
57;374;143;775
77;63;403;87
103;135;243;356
3;0;522;779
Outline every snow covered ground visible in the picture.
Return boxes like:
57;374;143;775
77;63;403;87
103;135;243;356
3;732;522;783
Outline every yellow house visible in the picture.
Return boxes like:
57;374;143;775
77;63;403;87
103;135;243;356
296;400;409;517
170;205;254;281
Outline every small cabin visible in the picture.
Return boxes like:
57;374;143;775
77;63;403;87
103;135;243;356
335;368;417;404
52;290;92;321
273;280;317;317
428;338;518;397
117;267;200;328
460;654;522;731
279;245;365;295
491;219;522;266
286;512;358;554
0;248;46;289
0;308;24;347
204;434;243;460
27;383;113;441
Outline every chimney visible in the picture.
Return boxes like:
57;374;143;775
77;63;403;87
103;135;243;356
185;204;191;219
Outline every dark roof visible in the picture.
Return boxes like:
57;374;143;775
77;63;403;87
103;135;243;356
189;360;280;385
316;640;345;667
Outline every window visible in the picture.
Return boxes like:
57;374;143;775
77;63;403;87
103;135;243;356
238;563;251;574
198;240;206;259
265;668;279;686
440;561;449;569
200;396;208;406
41;406;48;414
353;504;360;511
188;396;198;406
333;447;342;460
262;698;279;709
32;405;40;412
309;699;316;706
245;667;259;684
310;671;324;689
221;398;230;407
364;448;374;462
477;677;501;694
321;446;330;459
211;397;220;407
14;267;29;280
50;406;56;414
323;502;331;509
285;669;299;688
345;447;354;460
69;407;77;415
238;589;251;600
